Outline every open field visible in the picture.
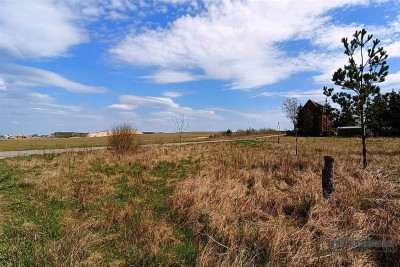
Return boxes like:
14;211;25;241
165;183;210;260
0;131;281;152
0;132;212;152
0;137;399;266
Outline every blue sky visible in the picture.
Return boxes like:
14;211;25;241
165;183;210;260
1;0;400;135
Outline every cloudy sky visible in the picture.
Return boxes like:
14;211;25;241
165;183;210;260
1;0;400;135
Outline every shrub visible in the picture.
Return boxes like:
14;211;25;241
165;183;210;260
108;124;139;155
221;129;233;137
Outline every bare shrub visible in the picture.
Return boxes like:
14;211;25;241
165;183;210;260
108;123;139;155
172;113;190;148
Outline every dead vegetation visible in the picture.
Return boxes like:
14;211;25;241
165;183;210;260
108;123;139;155
0;137;399;266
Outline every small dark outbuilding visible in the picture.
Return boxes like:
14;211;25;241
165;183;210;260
337;126;371;137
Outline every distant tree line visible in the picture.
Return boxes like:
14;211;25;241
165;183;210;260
366;90;400;136
52;132;88;138
322;90;399;136
210;127;281;138
235;127;279;136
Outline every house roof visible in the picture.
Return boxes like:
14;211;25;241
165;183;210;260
337;126;361;129
305;99;322;107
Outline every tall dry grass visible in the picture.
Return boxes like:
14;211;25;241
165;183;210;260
0;137;398;266
169;137;400;266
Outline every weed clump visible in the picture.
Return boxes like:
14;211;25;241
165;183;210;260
108;123;139;155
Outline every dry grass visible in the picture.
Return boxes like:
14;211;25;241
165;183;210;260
0;131;276;152
0;137;399;266
0;132;217;152
108;124;139;155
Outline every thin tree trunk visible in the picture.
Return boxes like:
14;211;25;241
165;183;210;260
295;130;298;156
361;122;367;168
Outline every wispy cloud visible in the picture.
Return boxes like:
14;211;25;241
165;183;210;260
0;78;6;91
109;94;222;119
108;104;136;111
381;70;400;92
0;0;87;59
0;64;107;93
253;90;325;100
0;87;111;135
143;70;200;84
163;91;183;97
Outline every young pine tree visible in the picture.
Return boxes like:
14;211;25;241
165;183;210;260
323;29;389;168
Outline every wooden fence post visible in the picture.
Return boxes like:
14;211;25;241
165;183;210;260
322;156;335;199
278;137;280;144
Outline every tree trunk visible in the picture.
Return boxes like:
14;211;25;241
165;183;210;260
295;130;298;156
361;123;367;168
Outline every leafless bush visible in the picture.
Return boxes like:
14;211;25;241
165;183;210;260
108;123;139;155
172;113;190;148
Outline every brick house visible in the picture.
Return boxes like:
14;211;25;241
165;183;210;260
298;99;331;136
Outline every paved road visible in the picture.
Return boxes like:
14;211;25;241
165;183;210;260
0;134;285;159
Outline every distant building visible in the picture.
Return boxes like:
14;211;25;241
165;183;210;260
87;131;111;138
87;130;143;137
337;126;371;137
298;99;331;136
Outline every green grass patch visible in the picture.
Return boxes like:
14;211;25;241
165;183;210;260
0;156;200;266
232;139;264;147
150;158;197;180
0;161;65;265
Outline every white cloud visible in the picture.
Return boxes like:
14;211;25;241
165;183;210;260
108;104;136;110
0;88;111;135
144;70;200;83
305;15;400;85
0;78;6;91
0;64;107;93
385;70;400;86
109;94;222;120
163;91;183;97
155;0;193;4
61;0;138;18
1;89;77;116
0;89;80;112
386;41;400;57
254;90;326;101
0;0;87;59
29;92;55;103
110;0;390;89
119;95;180;109
308;23;364;50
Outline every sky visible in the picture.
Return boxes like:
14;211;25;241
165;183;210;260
1;0;400;135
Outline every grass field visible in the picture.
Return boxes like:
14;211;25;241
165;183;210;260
0;131;281;152
0;132;212;151
0;137;399;266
